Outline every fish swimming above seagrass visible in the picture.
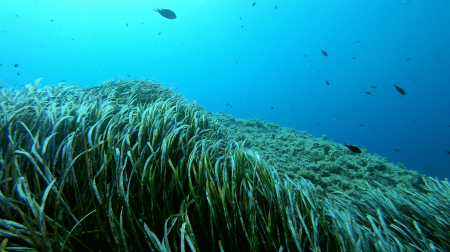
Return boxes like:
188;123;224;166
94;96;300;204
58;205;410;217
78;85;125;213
154;8;177;19
343;143;361;153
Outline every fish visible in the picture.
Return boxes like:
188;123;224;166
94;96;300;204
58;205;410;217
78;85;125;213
239;17;242;20
50;20;53;22
61;80;65;82
235;59;237;63
127;75;131;77
271;106;273;109
370;86;377;89
252;2;257;6
406;58;411;61
158;32;161;35
321;49;328;57
393;149;399;152
304;55;307;57
359;124;364;126
325;80;330;85
446;150;450;155
352;57;356;59
17;72;20;75
343;143;361;153
14;64;19;68
356;40;360;43
364;91;371;95
274;5;278;9
394;85;406;95
126;23;128;27
154;8;177;19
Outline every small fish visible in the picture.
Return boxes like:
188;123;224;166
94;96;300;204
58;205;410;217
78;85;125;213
356;40;360;43
235;59;237;63
50;20;53;22
14;63;19;68
352;57;356;59
15;14;18;17
271;106;273;109
446;150;450;155
359;124;364;126
343;143;361;153
17;72;20;75
393;149;399;152
394;85;406;95
325;80;329;85
321;49;328;57
370;86;377;89
126;23;128;27
252;2;257;6
274;5;278;9
364;91;371;95
127;75;131;77
241;25;244;28
0;64;2;66
304;55;307;57
154;8;177;19
239;17;242;20
158;32;161;35
406;58;410;61
61;80;65;82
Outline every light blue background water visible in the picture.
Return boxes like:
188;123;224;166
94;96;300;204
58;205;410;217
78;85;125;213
1;0;449;179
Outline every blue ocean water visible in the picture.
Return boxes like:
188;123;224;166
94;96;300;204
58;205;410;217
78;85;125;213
1;0;449;179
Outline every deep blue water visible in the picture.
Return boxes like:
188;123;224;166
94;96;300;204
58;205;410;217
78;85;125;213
1;0;449;179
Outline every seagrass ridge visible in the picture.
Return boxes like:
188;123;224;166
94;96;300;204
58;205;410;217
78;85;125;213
0;78;448;251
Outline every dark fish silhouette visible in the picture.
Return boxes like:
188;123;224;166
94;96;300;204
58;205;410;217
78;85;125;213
344;143;361;153
352;57;356;59
127;75;131;77
274;5;278;9
126;23;128;27
370;86;377;89
446;150;450;155
154;8;177;19
14;64;19;68
321;49;328;57
394;85;406;95
356;40;360;43
17;72;20;75
325;80;330;85
158;32;161;35
359;124;364;126
364;91;371;95
304;55;307;57
271;106;273;109
252;2;257;6
393;149;399;152
406;58;411;61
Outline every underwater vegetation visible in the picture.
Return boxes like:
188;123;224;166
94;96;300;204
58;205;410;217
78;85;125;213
0;78;449;251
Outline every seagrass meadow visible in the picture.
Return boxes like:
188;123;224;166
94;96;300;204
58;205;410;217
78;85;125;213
0;78;449;252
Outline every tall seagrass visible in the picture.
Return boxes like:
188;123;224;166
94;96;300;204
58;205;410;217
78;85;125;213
0;78;449;252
